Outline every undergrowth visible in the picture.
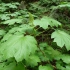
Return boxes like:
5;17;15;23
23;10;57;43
0;0;70;70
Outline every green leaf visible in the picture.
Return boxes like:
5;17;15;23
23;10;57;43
13;2;20;5
51;2;70;11
60;54;70;64
2;19;23;25
6;3;17;8
6;12;20;17
56;61;65;70
26;55;40;67
33;16;61;29
51;30;70;50
65;65;70;70
0;34;37;62
0;6;7;12
8;24;33;34
58;2;70;8
0;29;5;38
38;43;61;61
0;29;5;36
0;14;10;20
0;61;25;70
1;33;12;42
45;46;61;60
39;65;53;70
56;61;70;70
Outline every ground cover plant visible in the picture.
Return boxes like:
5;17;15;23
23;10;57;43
0;0;70;70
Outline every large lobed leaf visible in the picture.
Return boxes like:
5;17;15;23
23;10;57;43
51;30;70;50
33;16;61;29
0;34;37;62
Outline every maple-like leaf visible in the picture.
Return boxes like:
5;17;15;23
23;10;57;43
51;30;70;50
0;6;7;12
0;14;10;20
6;3;17;8
51;2;70;11
26;55;40;67
39;65;53;70
1;33;12;42
59;54;70;64
39;42;61;61
6;12;20;17
56;61;70;70
0;34;37;62
33;16;61;29
3;19;23;25
0;61;25;70
56;61;65;70
8;24;33;34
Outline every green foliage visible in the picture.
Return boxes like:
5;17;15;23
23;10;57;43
26;55;40;66
0;29;5;38
33;16;61;29
0;60;25;70
0;1;70;70
3;19;23;25
0;34;37;62
39;65;53;70
51;30;70;50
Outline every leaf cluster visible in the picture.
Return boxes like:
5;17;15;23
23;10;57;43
0;1;70;70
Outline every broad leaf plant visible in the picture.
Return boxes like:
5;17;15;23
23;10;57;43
0;1;70;70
